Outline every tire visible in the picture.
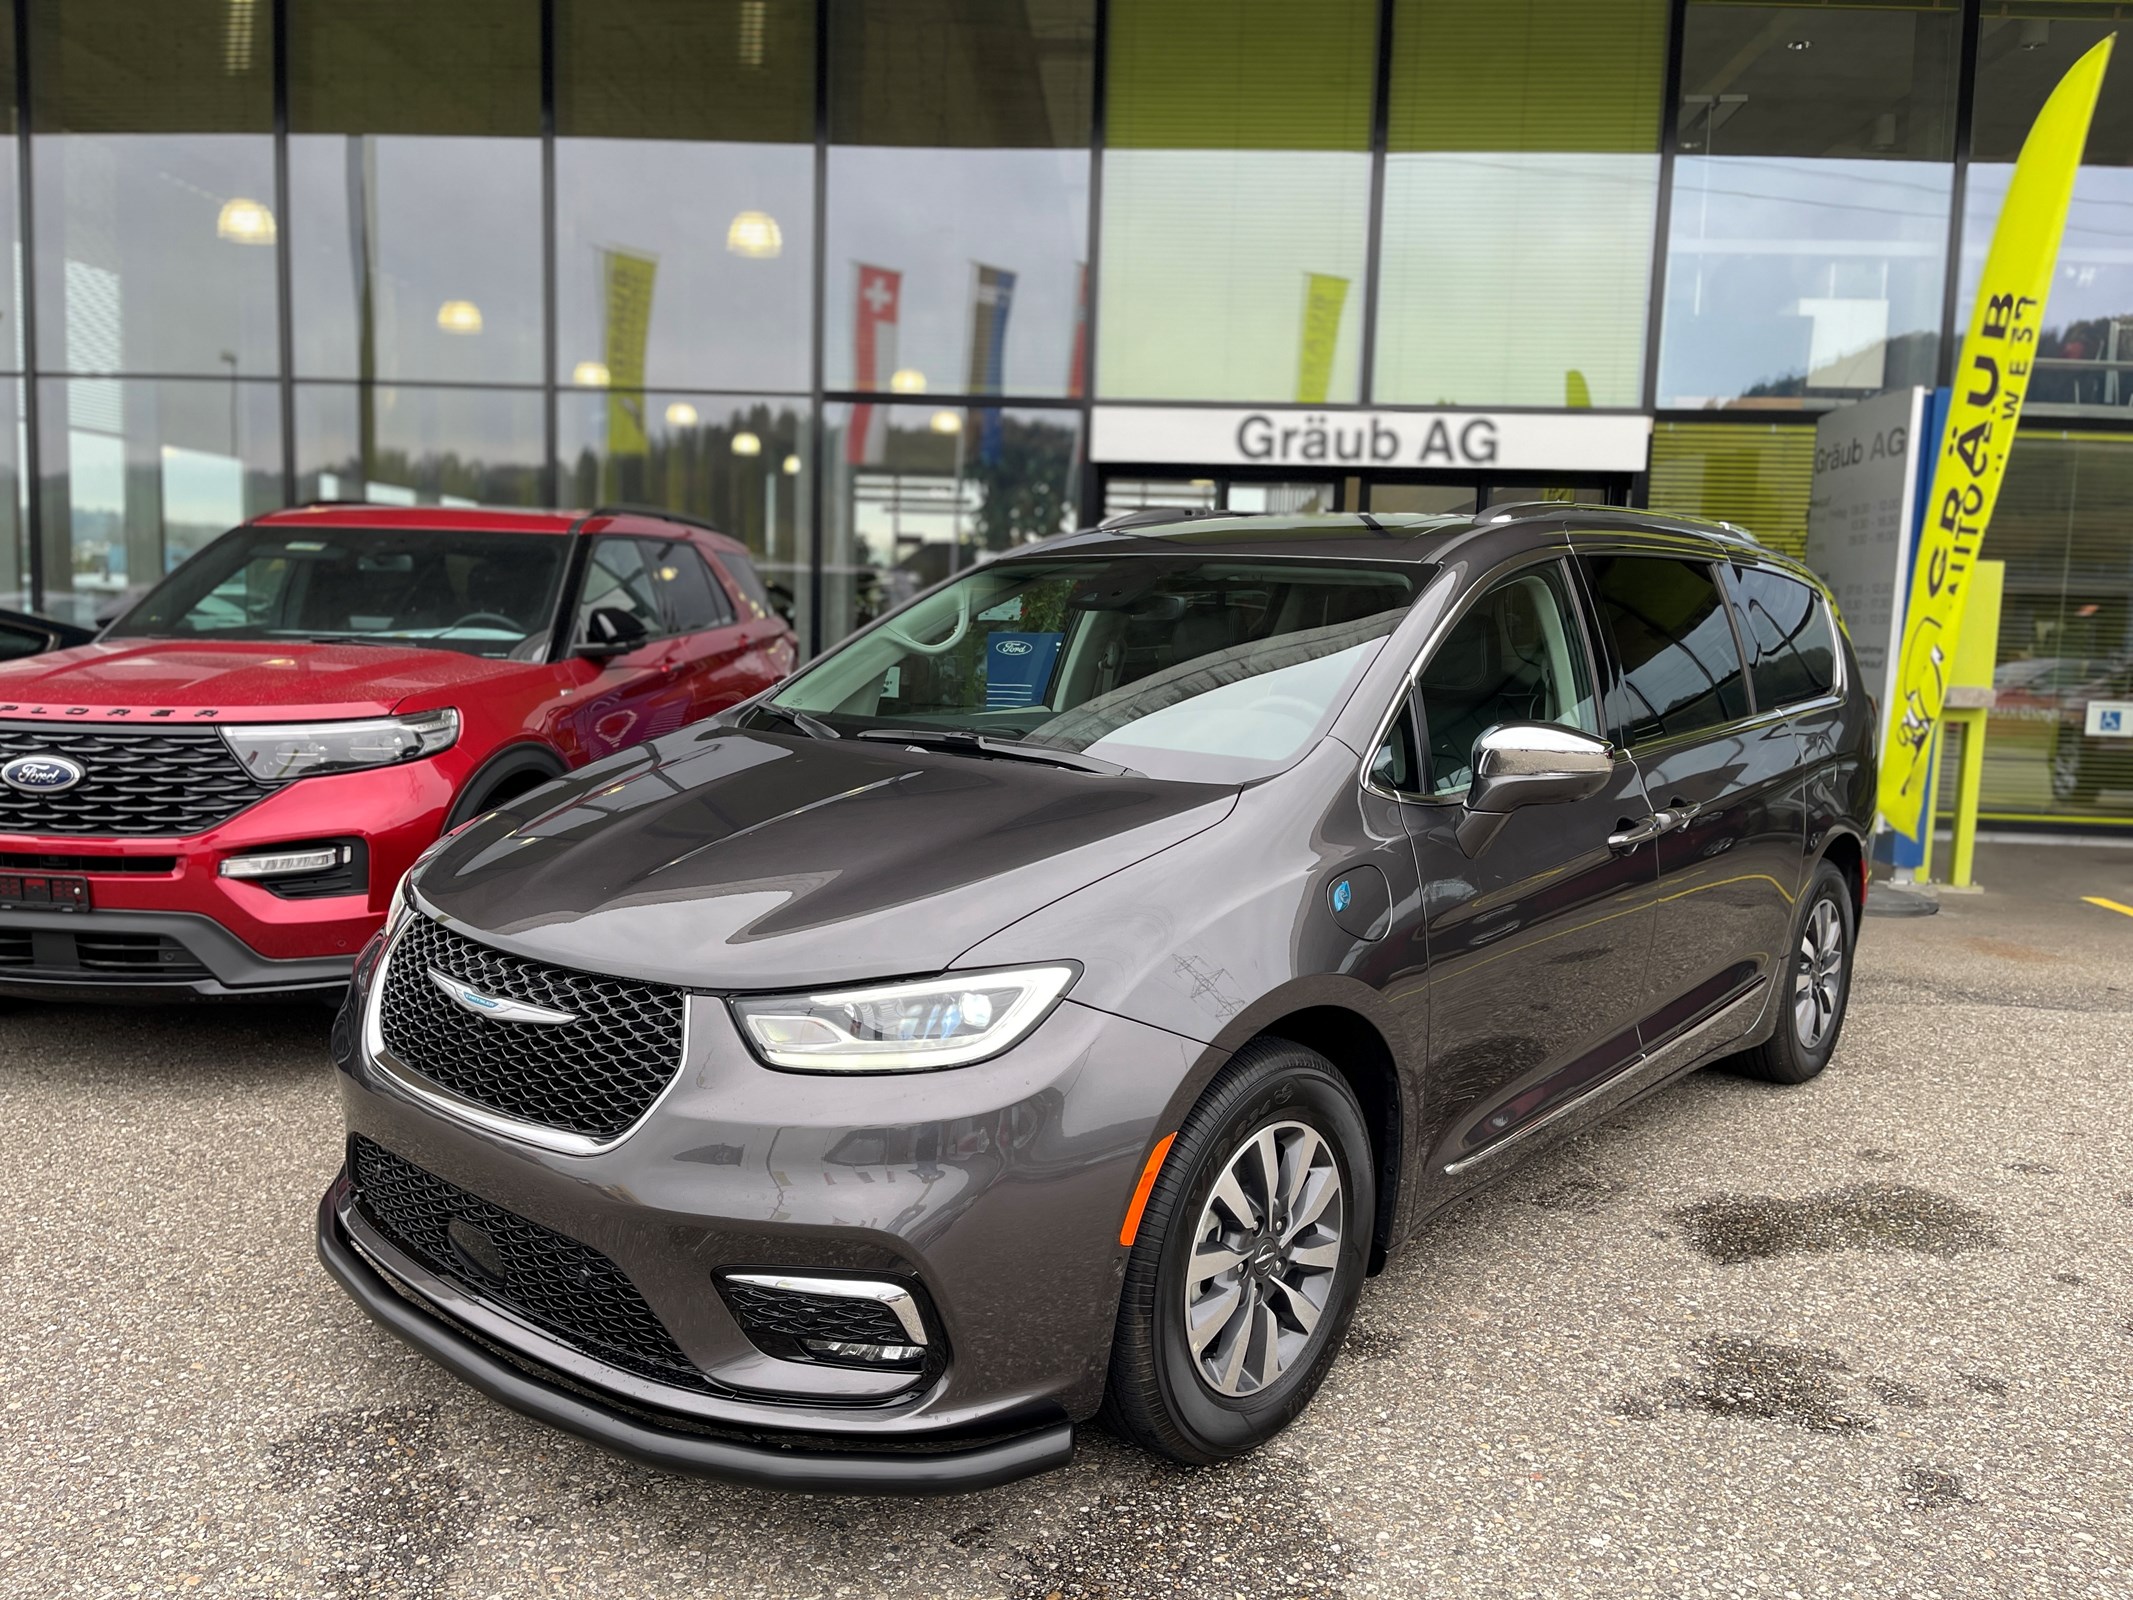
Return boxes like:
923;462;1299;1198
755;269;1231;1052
1729;859;1856;1085
2051;726;2099;803
1100;1038;1374;1465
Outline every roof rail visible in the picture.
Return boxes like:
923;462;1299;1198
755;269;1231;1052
1095;505;1247;532
583;503;734;538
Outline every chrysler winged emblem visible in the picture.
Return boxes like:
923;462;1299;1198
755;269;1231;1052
429;969;579;1026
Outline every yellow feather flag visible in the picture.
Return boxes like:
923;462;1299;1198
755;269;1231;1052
1880;36;2114;836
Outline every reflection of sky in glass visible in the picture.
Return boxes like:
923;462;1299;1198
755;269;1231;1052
1099;150;1369;403
556;140;813;392
824;148;1087;397
290;135;543;383
1376;151;1657;408
1659;156;1951;407
1960;165;2133;413
37;135;281;376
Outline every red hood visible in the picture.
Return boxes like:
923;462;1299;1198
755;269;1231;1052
0;639;543;723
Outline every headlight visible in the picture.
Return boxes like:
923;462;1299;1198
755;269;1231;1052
731;964;1078;1073
222;709;460;782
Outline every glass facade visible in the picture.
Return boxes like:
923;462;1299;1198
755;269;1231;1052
0;0;2129;824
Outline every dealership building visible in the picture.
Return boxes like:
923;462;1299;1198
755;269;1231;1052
0;0;2128;823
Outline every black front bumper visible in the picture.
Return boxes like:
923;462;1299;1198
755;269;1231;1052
0;906;352;1001
315;1181;1076;1495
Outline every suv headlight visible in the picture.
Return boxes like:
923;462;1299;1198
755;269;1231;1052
731;965;1078;1073
222;709;460;782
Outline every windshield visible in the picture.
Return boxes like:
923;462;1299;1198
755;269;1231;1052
105;526;572;659
762;556;1422;782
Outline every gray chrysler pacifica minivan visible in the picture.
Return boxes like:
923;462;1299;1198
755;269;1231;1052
320;503;1874;1493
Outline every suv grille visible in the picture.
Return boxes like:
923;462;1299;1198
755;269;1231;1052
349;1136;706;1388
378;915;686;1143
0;722;266;836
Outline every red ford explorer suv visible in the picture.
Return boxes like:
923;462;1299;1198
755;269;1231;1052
0;506;794;1001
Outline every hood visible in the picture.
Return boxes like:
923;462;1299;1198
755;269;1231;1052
415;724;1238;989
0;639;539;722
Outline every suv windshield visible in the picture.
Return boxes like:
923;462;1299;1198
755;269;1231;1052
106;525;572;659
763;556;1423;782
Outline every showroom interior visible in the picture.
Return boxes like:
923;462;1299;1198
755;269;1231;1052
0;0;2127;825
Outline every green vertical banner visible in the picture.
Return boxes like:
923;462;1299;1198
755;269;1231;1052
603;248;658;458
1295;273;1349;404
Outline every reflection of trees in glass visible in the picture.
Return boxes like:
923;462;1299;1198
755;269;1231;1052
1734;329;1938;405
314;449;543;506
966;416;1079;551
567;399;806;560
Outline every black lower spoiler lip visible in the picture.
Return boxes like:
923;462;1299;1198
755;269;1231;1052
313;1180;1075;1496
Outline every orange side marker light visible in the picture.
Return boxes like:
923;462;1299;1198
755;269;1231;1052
1117;1133;1177;1248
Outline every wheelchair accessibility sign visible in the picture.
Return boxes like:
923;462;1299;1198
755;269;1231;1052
2087;700;2133;737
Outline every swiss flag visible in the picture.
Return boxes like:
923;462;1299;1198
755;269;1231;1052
849;265;901;465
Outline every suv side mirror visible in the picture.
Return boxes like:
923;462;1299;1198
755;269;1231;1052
1457;722;1614;856
574;605;652;660
763;581;797;627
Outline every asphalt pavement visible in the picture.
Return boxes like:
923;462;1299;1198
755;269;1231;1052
3;839;2129;1599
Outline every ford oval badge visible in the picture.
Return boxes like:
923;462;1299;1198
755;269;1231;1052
995;639;1035;656
1;754;86;794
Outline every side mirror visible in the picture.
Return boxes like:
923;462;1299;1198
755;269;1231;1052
574;605;652;660
1457;722;1614;856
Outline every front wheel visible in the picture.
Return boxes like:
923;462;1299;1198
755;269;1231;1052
1727;859;1856;1085
1100;1039;1374;1465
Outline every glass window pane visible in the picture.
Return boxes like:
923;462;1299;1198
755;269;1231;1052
37;376;283;627
1962;10;2133;419
1975;434;2133;821
825;401;1083;643
825;3;1092;399
557;1;814;392
1726;564;1835;706
1099;0;1375;403
1375;0;1663;408
31;1;277;377
1646;420;1814;555
295;382;545;507
651;541;734;631
1419;563;1598;793
1658;1;1959;410
558;391;811;610
576;537;666;643
1587;555;1751;741
289;1;542;382
0;378;24;610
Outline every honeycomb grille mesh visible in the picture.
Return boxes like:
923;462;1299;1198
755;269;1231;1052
720;1281;915;1348
0;722;267;835
349;1136;706;1388
378;916;685;1142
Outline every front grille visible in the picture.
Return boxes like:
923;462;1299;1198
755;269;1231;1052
349;1136;706;1388
0;852;177;874
378;916;685;1143
71;931;210;976
0;926;209;979
0;722;267;836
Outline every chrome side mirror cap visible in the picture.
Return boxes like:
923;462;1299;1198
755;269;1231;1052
1457;722;1614;856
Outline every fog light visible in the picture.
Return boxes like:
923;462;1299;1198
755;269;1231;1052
221;845;348;879
802;1339;925;1366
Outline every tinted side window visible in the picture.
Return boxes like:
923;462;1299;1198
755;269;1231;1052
1417;562;1598;795
1728;565;1836;707
1370;699;1422;793
1586;556;1750;743
0;620;50;660
647;541;735;631
575;538;667;644
716;550;775;618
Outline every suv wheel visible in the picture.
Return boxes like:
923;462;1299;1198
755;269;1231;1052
1729;859;1855;1085
1100;1039;1373;1465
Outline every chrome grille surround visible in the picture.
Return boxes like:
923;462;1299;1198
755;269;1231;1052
368;911;689;1154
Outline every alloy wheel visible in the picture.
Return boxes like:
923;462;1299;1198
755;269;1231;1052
1182;1120;1343;1397
1793;895;1846;1050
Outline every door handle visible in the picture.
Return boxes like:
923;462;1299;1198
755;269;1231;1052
1608;815;1664;851
1662;799;1701;831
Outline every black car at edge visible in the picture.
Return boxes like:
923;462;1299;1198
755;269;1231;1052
318;502;1874;1494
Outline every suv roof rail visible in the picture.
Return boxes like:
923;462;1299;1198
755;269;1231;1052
1480;500;1770;549
583;503;735;540
1096;505;1247;532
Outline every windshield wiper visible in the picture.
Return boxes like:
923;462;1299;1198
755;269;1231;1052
300;634;427;647
853;727;1134;776
754;703;841;740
